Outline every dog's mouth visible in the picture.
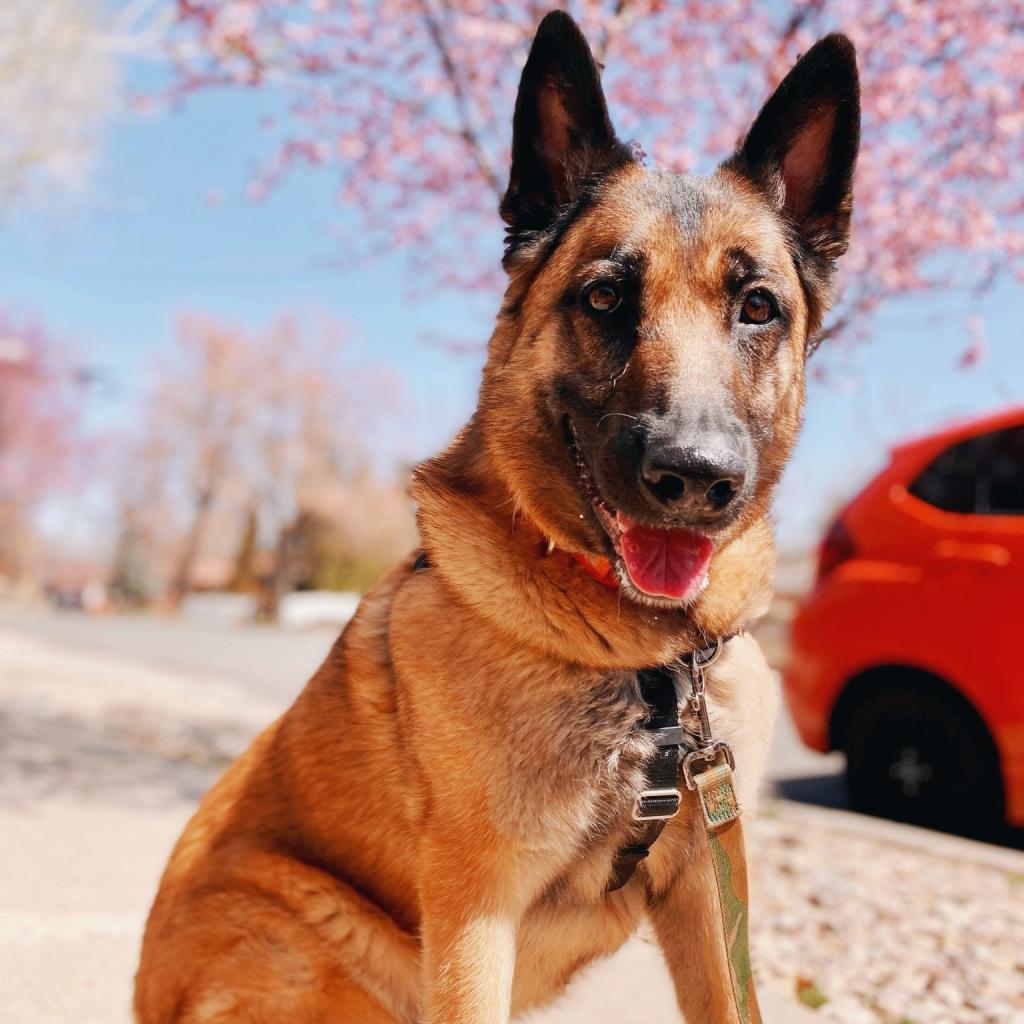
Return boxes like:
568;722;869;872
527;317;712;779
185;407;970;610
567;421;713;603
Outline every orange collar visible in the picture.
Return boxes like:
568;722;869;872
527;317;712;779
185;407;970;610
570;551;619;589
533;537;618;589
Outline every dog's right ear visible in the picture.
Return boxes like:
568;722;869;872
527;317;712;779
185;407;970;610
500;11;633;239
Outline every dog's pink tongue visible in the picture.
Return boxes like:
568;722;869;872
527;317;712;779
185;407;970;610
616;513;712;600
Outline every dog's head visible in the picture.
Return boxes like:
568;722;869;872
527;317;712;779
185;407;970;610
477;11;859;609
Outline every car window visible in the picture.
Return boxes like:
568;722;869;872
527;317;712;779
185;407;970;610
909;433;992;513
987;426;1024;514
909;425;1024;516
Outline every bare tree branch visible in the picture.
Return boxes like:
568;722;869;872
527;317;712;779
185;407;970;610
417;0;504;197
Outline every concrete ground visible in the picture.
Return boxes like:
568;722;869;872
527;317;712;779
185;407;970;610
0;605;845;789
3;803;810;1024
0;609;821;1023
9;607;1005;1023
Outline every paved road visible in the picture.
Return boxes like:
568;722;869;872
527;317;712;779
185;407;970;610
8;608;1023;1022
0;607;336;700
0;610;818;1023
0;606;847;797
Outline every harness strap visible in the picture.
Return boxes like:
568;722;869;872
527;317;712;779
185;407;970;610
606;639;725;891
606;636;762;1024
604;664;685;891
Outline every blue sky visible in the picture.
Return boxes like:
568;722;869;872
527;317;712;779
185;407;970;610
4;54;1021;557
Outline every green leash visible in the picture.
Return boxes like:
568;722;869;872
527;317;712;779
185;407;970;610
682;640;762;1024
692;761;762;1024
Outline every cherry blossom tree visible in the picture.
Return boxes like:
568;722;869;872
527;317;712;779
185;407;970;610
161;1;1024;344
0;314;85;576
0;315;83;504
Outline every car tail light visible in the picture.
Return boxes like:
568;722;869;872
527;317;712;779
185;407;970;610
817;518;855;583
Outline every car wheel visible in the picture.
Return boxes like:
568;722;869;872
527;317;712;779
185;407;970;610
841;686;1003;836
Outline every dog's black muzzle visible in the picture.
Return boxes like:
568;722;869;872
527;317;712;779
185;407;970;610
597;408;757;531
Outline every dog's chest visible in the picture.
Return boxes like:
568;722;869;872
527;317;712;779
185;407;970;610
484;669;673;846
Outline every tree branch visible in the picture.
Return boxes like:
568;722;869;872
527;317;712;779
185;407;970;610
416;0;504;197
592;0;632;67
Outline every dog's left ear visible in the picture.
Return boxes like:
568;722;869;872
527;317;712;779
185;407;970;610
727;34;860;262
500;11;634;239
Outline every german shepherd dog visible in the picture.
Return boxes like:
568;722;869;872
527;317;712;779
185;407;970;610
136;12;858;1024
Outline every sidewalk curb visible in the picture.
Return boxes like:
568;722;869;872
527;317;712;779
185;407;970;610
766;798;1024;872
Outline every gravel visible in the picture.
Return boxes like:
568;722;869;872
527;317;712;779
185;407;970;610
747;811;1024;1023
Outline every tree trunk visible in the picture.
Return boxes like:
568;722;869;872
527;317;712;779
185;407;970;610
169;486;215;606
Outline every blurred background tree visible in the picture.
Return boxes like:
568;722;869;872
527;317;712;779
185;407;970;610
0;1;161;594
162;0;1024;344
115;312;414;606
0;0;163;210
0;315;86;580
2;1;1022;608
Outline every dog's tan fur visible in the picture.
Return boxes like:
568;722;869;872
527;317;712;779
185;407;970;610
136;15;858;1024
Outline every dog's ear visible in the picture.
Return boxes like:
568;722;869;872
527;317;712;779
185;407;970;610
727;34;860;261
500;11;633;238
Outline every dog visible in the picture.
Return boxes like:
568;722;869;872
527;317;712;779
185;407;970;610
135;11;859;1023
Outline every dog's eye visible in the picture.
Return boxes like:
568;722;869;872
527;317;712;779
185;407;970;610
585;281;621;314
740;289;777;325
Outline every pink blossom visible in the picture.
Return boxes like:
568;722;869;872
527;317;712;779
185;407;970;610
957;316;987;370
0;313;84;506
158;1;1023;343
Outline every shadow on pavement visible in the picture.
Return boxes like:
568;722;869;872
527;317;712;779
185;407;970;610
772;770;1024;852
772;772;849;810
0;705;236;809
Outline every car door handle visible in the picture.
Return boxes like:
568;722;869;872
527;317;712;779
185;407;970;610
933;540;1011;566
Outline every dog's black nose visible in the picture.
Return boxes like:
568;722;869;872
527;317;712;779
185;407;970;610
640;443;746;516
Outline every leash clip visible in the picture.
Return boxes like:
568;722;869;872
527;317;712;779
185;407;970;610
683;643;718;747
680;637;734;790
682;740;735;790
687;636;724;672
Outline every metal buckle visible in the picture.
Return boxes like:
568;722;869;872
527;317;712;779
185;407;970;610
634;787;682;821
687;636;724;671
682;741;735;790
646;724;685;747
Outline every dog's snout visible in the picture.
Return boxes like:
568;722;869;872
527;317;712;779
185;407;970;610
640;441;747;517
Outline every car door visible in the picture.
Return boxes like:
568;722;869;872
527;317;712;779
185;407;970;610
905;423;1024;763
937;425;1024;643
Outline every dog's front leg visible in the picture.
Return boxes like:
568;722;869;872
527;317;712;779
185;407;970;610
647;842;739;1024
419;829;538;1024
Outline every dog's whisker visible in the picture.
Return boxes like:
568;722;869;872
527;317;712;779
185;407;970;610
609;360;632;391
596;412;639;427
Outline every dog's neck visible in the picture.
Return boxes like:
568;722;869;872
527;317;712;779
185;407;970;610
412;417;775;671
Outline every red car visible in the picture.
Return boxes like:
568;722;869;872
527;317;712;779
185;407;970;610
784;407;1024;834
